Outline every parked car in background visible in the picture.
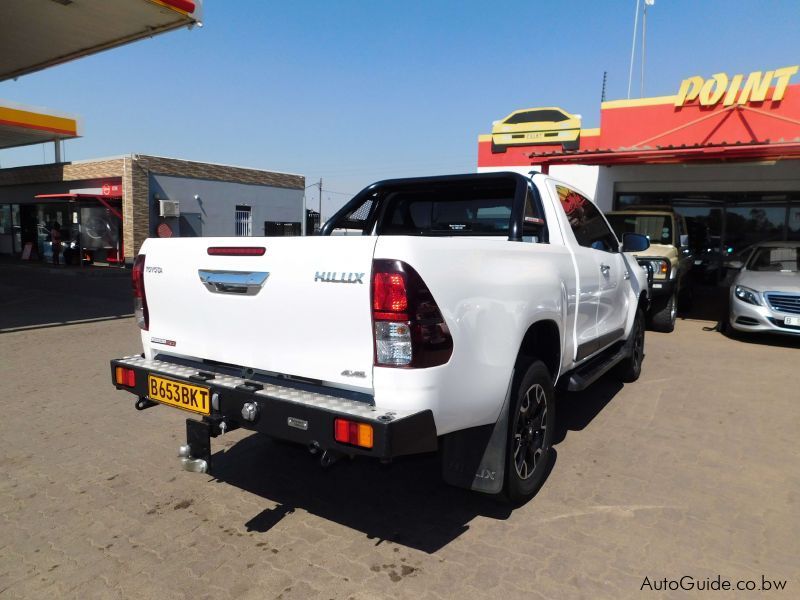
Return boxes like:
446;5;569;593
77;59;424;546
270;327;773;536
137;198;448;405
606;208;693;332
491;107;581;153
728;241;800;336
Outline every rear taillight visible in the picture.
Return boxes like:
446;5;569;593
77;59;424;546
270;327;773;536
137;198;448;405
334;418;374;449
132;254;149;331
371;259;453;368
115;367;136;387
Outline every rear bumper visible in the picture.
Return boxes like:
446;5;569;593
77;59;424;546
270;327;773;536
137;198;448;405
110;355;438;459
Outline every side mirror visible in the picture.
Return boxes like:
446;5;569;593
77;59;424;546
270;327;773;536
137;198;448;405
622;232;650;252
725;260;744;270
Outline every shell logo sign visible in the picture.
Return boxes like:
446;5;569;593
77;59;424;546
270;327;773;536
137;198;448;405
675;65;798;107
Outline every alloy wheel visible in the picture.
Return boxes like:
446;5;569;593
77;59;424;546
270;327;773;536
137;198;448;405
513;383;548;480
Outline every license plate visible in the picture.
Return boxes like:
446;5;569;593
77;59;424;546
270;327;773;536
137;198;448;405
147;375;210;415
785;316;800;326
694;260;703;265
526;132;546;140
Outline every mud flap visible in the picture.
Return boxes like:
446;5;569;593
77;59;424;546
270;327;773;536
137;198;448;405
441;372;513;494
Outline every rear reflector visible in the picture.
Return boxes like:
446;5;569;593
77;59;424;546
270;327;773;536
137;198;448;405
207;246;266;256
115;367;136;387
334;418;374;449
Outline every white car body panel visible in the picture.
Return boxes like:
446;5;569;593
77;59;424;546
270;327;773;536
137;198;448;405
140;235;378;391
135;174;648;437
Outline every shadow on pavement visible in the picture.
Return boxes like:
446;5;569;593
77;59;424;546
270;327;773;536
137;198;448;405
210;435;512;553
722;326;800;349
0;264;133;332
553;376;624;445
212;376;625;553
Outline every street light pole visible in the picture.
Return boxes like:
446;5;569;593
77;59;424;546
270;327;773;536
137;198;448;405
627;0;641;99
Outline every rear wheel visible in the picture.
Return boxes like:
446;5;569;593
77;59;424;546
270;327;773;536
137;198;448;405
649;293;676;332
615;309;645;382
504;360;555;504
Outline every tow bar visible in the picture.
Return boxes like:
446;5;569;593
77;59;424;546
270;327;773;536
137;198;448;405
179;419;213;473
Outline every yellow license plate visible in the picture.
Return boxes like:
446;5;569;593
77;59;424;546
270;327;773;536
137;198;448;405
147;375;210;415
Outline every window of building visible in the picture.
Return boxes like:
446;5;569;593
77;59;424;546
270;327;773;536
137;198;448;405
556;185;618;252
264;221;301;236
235;205;252;237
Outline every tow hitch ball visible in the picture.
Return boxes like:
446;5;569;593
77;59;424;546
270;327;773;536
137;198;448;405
179;419;212;474
178;444;208;474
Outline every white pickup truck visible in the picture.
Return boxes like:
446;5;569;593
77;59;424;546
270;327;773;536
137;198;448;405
110;172;650;503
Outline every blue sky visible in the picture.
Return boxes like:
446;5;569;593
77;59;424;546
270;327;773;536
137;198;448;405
1;0;799;217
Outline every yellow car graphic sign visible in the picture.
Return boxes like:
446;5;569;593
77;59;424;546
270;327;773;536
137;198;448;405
491;106;581;153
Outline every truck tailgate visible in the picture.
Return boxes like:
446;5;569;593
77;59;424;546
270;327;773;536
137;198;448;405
140;236;377;391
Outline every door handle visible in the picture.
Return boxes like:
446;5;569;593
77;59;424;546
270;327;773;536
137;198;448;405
198;270;270;295
600;263;611;275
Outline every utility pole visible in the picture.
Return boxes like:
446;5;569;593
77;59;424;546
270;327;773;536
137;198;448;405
601;71;608;102
318;178;322;231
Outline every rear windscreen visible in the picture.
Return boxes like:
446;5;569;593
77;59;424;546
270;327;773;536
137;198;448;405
378;182;517;236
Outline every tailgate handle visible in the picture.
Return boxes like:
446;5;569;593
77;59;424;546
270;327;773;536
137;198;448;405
198;270;270;296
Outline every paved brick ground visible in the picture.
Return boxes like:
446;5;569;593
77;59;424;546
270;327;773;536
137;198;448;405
1;268;798;598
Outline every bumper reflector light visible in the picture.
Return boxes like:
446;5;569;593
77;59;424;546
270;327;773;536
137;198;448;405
334;418;374;449
115;367;136;387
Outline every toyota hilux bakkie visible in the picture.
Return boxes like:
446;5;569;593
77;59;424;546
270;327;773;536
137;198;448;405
110;172;650;503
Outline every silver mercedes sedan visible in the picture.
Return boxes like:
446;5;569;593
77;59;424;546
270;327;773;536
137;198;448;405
729;241;800;336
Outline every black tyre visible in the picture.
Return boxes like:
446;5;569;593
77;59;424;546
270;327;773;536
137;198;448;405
649;293;676;332
491;140;507;154
504;360;555;504
615;309;645;383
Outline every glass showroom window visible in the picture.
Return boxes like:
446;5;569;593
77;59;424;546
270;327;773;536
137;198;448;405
235;205;252;237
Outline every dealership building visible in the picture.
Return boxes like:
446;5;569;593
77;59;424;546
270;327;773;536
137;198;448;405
478;65;800;258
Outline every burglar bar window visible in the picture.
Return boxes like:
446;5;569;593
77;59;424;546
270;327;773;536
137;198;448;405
235;205;252;237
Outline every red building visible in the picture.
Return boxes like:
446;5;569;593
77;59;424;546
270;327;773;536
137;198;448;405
478;66;800;257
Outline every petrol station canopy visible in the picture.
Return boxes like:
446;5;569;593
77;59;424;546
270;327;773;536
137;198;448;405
0;102;79;150
0;0;203;82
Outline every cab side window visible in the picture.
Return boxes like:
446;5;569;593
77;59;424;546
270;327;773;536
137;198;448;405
555;185;618;252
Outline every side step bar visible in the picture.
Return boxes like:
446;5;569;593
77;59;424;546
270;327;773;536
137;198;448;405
559;341;628;392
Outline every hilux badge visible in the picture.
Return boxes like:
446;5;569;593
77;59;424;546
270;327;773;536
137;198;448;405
314;272;365;284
